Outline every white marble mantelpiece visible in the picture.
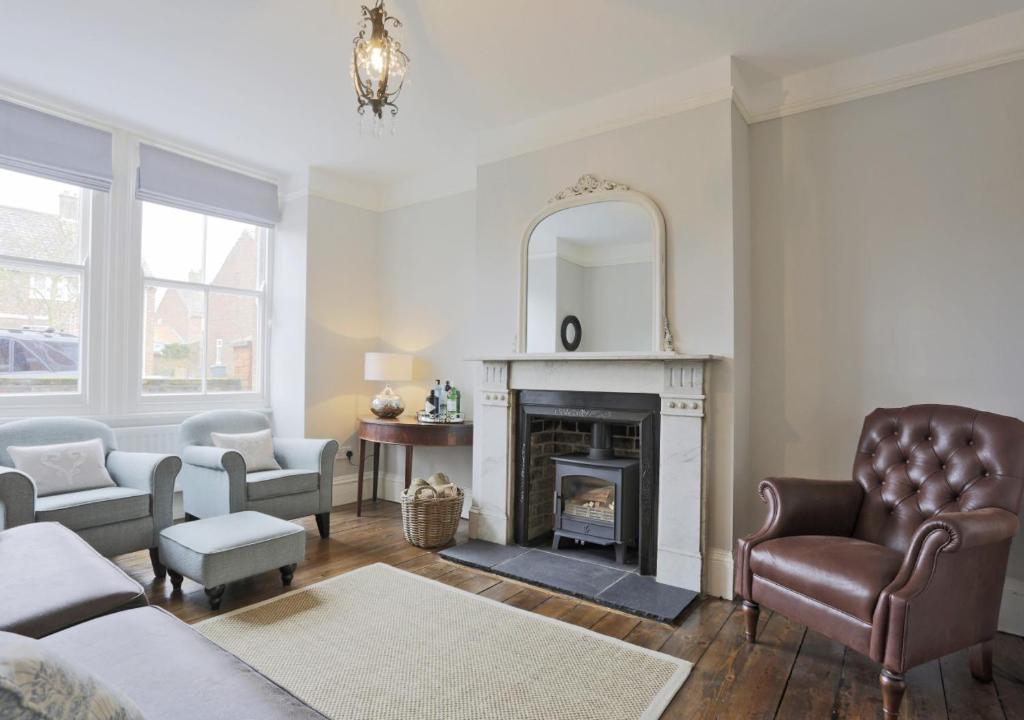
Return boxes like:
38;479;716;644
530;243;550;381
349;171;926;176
469;354;711;593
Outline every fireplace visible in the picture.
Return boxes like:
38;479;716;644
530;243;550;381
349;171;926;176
471;356;709;594
515;389;660;575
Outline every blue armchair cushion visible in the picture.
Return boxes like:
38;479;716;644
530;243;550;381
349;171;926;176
179;410;270;447
246;470;318;501
0;418;115;468
35;487;150;531
211;428;281;472
8;438;115;497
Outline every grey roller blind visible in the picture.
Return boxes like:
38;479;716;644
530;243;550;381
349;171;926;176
0;99;113;191
136;144;279;227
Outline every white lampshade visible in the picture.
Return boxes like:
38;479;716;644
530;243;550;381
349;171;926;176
364;352;413;382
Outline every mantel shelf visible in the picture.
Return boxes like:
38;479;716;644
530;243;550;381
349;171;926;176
467;352;717;362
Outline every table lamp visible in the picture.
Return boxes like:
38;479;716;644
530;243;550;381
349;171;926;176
364;352;413;418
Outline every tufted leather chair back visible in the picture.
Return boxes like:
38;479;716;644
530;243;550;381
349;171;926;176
852;404;1024;553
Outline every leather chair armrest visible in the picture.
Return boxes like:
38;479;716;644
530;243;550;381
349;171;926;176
106;451;182;541
886;508;1019;595
0;466;36;529
273;438;339;515
875;508;1020;671
734;477;863;599
181;445;245;474
752;478;865;539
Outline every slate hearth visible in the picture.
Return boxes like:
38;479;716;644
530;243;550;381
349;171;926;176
439;539;697;622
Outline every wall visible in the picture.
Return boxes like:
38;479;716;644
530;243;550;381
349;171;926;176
375;191;477;500
749;60;1024;623
269;193;308;437
303;194;380;458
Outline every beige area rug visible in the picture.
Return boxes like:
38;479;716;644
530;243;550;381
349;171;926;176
196;563;690;720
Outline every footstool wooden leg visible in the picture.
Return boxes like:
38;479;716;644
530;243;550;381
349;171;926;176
205;585;226;610
168;569;184;590
280;563;297;586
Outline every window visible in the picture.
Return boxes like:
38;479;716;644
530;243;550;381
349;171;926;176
0;167;90;395
0;99;278;416
140;202;267;395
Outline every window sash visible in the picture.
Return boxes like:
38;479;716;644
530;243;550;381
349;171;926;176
141;280;264;397
0;173;94;400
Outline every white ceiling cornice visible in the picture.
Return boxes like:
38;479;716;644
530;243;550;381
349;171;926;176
738;7;1024;122
475;56;736;167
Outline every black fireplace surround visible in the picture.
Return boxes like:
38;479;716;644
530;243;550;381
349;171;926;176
514;389;661;575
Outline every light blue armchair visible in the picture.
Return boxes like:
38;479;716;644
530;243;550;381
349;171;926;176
0;417;181;577
177;410;338;538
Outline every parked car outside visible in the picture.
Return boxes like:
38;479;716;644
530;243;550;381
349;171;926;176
0;327;78;393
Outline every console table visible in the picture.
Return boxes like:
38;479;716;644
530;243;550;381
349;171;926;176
356;416;473;516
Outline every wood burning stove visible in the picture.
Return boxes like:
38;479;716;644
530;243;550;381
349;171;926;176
551;422;639;565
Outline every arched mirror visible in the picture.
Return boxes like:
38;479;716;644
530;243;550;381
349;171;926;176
518;175;671;353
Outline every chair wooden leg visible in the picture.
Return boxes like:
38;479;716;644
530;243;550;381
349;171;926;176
741;601;759;643
149;548;166;579
280;563;297;586
168;569;184;590
315;512;330;539
880;669;906;718
970;639;994;683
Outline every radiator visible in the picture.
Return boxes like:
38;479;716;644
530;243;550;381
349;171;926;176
113;425;180;454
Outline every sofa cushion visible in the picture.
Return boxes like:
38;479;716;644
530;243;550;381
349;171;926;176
749;535;903;623
35;487;150;531
0;523;146;638
8;438;115;497
41;607;326;720
246;469;318;501
0;630;145;720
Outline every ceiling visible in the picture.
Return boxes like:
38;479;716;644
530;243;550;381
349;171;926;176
3;1;1022;196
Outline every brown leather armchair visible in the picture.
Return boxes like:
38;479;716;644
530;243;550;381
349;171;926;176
735;404;1024;718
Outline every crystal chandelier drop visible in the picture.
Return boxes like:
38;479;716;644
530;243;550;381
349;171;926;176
351;0;409;134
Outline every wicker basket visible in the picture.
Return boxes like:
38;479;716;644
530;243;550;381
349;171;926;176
401;486;465;548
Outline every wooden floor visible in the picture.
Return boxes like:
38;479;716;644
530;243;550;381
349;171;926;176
115;501;1024;719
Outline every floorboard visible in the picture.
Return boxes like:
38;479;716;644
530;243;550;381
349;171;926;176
110;500;1024;719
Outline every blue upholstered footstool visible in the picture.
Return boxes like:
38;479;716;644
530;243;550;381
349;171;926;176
158;511;306;609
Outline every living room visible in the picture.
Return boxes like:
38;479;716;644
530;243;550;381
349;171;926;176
2;2;1024;718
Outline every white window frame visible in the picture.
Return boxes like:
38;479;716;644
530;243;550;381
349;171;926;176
0;175;109;416
0;95;277;421
124;139;274;416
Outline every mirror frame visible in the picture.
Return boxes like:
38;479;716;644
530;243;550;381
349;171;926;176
516;174;673;353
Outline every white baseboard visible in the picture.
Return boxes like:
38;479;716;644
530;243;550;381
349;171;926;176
331;470;405;507
1000;576;1024;636
705;547;734;600
332;471;471;519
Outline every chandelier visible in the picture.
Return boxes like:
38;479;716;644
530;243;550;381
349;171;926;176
351;0;409;129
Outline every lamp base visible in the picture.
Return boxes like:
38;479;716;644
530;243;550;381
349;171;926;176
370;383;405;419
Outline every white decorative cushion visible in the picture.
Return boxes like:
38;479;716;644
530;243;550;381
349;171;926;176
211;428;281;472
0;631;144;720
8;438;115;498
